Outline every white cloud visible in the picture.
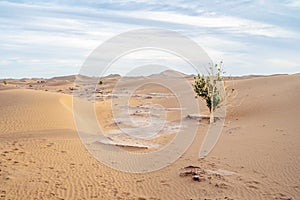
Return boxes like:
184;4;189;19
127;11;297;38
268;58;298;68
286;0;300;8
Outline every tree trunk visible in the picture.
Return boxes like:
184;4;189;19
210;80;215;124
210;109;214;123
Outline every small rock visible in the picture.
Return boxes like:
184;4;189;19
192;175;200;181
192;175;205;182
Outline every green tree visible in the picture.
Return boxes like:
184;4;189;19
193;61;224;123
3;80;7;85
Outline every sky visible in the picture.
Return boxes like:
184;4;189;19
0;0;300;78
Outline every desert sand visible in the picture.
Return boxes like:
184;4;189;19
0;72;299;200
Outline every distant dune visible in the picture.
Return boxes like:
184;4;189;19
148;69;188;78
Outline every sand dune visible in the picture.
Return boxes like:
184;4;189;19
0;73;299;199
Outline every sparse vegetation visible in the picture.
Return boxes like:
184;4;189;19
3;80;7;85
193;61;224;123
98;80;103;85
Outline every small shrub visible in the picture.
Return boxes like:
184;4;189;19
193;61;224;123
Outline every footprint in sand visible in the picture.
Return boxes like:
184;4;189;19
245;180;260;190
247;185;258;189
46;142;54;148
0;190;6;198
214;182;229;189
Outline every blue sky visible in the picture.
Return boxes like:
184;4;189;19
0;0;300;78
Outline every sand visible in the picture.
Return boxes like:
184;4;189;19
0;73;299;199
